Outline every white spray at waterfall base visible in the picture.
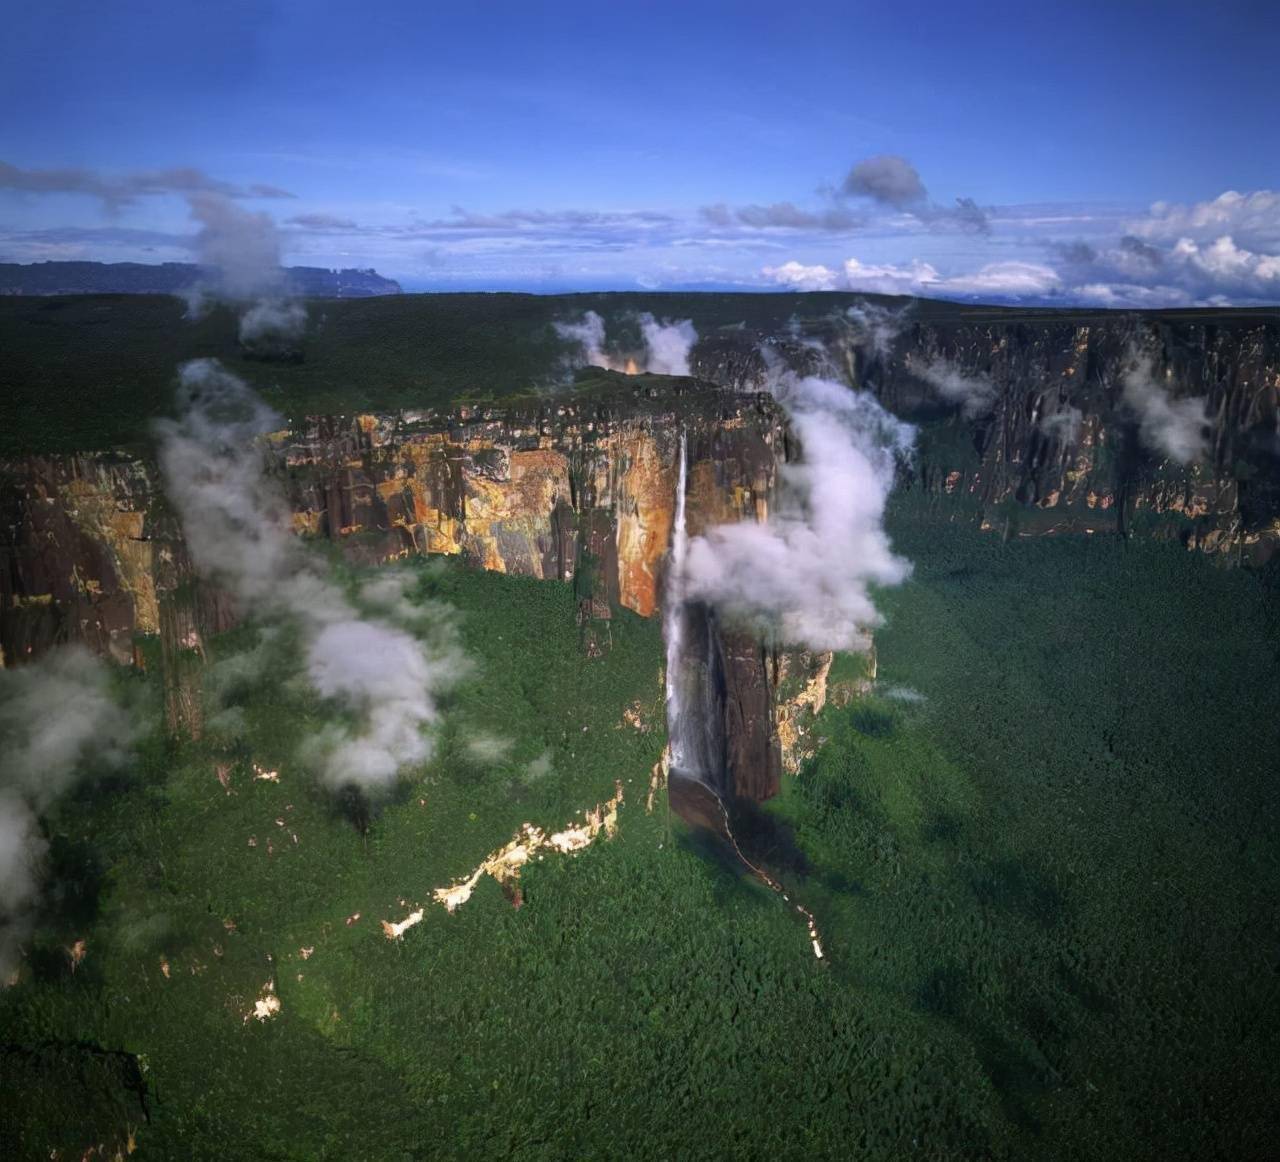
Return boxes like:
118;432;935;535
156;359;465;790
684;367;915;652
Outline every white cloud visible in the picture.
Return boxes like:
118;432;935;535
555;310;697;375
683;364;915;651
937;261;1060;297
1121;354;1209;465
1129;190;1280;250
762;255;1058;302
840;256;942;296
761;261;841;291
0;647;134;975
1169;235;1280;292
639;313;696;375
914;359;997;418
156;359;466;792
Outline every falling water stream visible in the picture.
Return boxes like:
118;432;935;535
664;430;690;771
664;430;824;960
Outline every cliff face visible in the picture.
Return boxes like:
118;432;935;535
0;378;826;800
8;309;1276;804
694;312;1280;562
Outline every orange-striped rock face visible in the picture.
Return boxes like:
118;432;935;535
612;430;673;617
0;387;789;669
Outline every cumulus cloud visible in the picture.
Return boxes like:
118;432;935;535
0;159;293;212
683;362;915;650
1128;189;1280;251
840;256;944;296
843;155;927;208
1121;354;1209;465
763;254;1060;302
464;734;514;764
555;310;697;375
0;647;134;976
913;359;998;418
933;261;1059;297
1043;192;1280;304
760;261;842;292
751;176;1278;306
155;359;465;791
1168;235;1280;296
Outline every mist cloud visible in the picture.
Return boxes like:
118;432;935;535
238;299;307;354
156;359;464;790
914;358;998;418
555;310;698;376
639;313;697;375
182;192;307;352
0;647;134;977
1121;355;1209;465
683;363;914;650
845;300;911;359
1039;404;1084;445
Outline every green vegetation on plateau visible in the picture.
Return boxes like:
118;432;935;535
3;522;1279;1159
6;291;1275;456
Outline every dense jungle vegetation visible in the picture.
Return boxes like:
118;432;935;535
2;521;1278;1158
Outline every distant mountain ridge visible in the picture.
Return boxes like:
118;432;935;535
0;260;402;297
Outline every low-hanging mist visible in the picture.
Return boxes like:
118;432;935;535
683;362;915;651
0;647;134;977
1121;352;1209;464
554;310;697;375
914;357;997;418
182;193;307;355
155;358;465;790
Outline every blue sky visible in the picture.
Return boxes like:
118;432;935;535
2;0;1279;303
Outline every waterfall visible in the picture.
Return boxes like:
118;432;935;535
664;430;690;771
661;429;825;960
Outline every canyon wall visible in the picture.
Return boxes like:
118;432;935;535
5;307;1278;802
0;377;830;799
695;311;1280;561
